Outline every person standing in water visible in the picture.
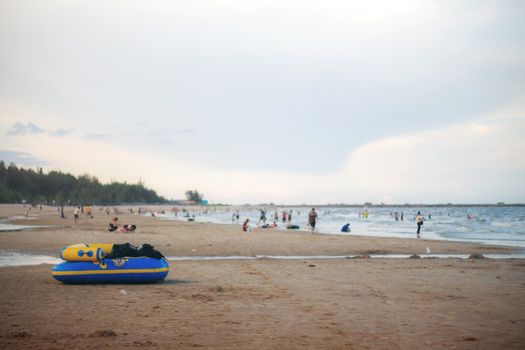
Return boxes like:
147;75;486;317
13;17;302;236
308;208;318;233
258;209;267;225
416;211;424;238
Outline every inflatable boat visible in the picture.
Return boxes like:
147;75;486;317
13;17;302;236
53;243;168;284
52;257;169;284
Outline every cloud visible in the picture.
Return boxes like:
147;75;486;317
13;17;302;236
6;122;74;137
1;1;524;177
0;150;48;167
335;114;525;203
7;122;43;135
1;0;523;203
194;110;525;204
3;110;523;204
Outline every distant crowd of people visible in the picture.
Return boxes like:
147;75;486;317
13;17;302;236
241;208;320;233
236;207;437;238
43;203;480;239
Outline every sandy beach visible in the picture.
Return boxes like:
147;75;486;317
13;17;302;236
1;204;524;349
3;1;524;349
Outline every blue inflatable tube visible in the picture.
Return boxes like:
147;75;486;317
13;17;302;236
52;257;169;284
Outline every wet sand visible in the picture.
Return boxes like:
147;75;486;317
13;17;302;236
1;204;524;349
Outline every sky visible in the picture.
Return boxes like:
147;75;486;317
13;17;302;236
1;0;524;204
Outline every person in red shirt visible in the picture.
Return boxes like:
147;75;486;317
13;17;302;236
242;218;250;232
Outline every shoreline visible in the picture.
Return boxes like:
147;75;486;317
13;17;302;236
2;203;524;251
0;204;521;257
3;217;524;255
150;204;525;249
0;219;518;258
2;249;525;268
157;214;525;252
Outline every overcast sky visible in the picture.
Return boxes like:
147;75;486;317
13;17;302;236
1;0;524;204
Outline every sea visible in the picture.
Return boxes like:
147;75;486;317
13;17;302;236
153;205;525;249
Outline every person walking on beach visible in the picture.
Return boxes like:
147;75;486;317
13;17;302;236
74;207;80;223
308;208;318;233
416;211;424;238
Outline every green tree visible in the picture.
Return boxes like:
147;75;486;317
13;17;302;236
0;160;168;205
185;189;203;202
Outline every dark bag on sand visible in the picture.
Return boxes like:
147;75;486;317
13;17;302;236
106;243;165;260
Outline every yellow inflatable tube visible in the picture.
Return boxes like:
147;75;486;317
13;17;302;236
59;243;114;262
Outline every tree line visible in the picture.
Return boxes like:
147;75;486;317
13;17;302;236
0;161;168;205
